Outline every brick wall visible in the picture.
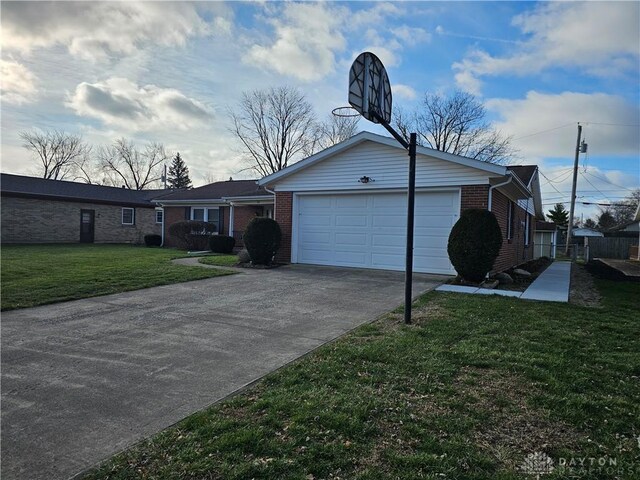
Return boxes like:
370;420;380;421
1;196;160;244
232;206;264;248
274;192;293;263
490;190;533;273
162;206;188;247
461;185;489;211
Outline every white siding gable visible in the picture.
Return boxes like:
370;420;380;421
273;140;492;192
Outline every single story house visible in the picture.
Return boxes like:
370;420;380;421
1;173;170;244
153;180;273;248
258;131;544;275
534;220;558;259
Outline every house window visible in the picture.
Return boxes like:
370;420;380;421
155;209;163;224
192;208;205;221
207;208;220;233
122;208;135;225
507;201;513;240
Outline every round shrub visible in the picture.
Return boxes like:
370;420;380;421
168;221;217;250
243;217;282;265
144;234;162;247
209;235;235;254
447;209;503;283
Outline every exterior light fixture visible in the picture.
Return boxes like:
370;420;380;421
358;176;374;184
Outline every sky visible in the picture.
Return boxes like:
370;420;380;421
1;0;639;221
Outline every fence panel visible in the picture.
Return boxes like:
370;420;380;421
586;237;637;259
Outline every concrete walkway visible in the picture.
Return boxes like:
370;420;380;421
2;265;446;480
437;261;572;302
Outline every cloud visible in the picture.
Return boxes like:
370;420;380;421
391;25;431;46
0;59;37;104
1;2;210;62
453;2;640;93
392;84;417;100
245;2;346;82
487;91;640;158
67;78;212;132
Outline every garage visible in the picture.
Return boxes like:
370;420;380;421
294;190;459;274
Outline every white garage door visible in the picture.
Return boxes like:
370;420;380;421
295;191;459;275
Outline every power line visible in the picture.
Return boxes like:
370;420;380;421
581;122;640;127
579;171;610;201
538;171;564;195
583;169;637;192
512;123;575;141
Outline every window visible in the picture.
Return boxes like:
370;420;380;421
192;208;205;221
155;209;163;224
506;201;513;240
207;208;220;232
122;208;135;225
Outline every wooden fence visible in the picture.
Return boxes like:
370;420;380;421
586;237;637;260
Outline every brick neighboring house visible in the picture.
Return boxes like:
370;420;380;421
1;173;171;244
153;180;273;248
258;131;544;275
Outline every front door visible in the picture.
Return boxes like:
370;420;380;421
80;209;95;243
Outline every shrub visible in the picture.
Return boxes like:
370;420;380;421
447;209;503;283
209;235;235;254
144;234;162;247
168;221;217;250
237;248;251;263
243;217;282;265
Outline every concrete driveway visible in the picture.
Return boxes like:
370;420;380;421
1;264;446;480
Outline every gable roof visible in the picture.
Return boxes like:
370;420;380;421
1;173;171;207
258;131;507;186
507;165;537;186
154;179;271;202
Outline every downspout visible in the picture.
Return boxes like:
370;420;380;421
487;173;513;212
158;203;165;247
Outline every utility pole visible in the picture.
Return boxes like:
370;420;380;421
565;124;582;255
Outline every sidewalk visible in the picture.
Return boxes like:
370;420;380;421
437;261;572;303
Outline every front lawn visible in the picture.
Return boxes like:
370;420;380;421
1;244;233;310
83;278;640;480
198;254;238;267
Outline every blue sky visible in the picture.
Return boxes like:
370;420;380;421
1;1;638;220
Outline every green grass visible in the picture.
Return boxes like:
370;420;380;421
1;244;234;310
83;275;640;480
198;254;238;267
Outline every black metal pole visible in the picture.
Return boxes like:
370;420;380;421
404;133;417;325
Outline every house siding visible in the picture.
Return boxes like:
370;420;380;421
490;190;534;272
273;141;492;192
1;196;159;244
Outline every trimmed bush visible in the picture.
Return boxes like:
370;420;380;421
447;209;503;283
209;235;235;254
243;217;282;265
144;234;162;247
168;221;217;250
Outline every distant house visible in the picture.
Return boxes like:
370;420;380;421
153;180;273;248
1;173;171;244
572;227;604;238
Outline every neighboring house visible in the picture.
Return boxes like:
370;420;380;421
534;221;557;259
572;227;604;238
1;173;170;244
258;131;544;275
154;180;273;248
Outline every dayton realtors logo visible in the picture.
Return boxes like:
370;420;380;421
520;452;554;479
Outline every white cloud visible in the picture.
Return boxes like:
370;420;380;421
245;2;347;82
453;2;639;93
0;59;37;104
487;91;640;158
67;78;212;132
393;84;417;100
391;25;431;46
1;2;210;62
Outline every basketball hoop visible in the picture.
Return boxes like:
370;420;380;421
331;106;361;118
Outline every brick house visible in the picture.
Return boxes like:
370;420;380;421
258;131;544;275
1;173;170;244
153;180;273;248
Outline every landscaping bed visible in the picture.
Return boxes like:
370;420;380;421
83;276;639;480
447;257;553;292
1;244;233;310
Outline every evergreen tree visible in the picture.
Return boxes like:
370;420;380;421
167;152;192;189
547;203;569;226
583;218;597;229
597;209;616;231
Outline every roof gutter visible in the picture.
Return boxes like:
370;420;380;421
488;173;514;212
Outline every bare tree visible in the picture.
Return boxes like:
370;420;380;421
20;129;92;180
393;90;515;164
305;114;360;156
229;86;317;177
98;138;167;190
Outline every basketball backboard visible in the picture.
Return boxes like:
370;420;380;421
348;52;392;124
